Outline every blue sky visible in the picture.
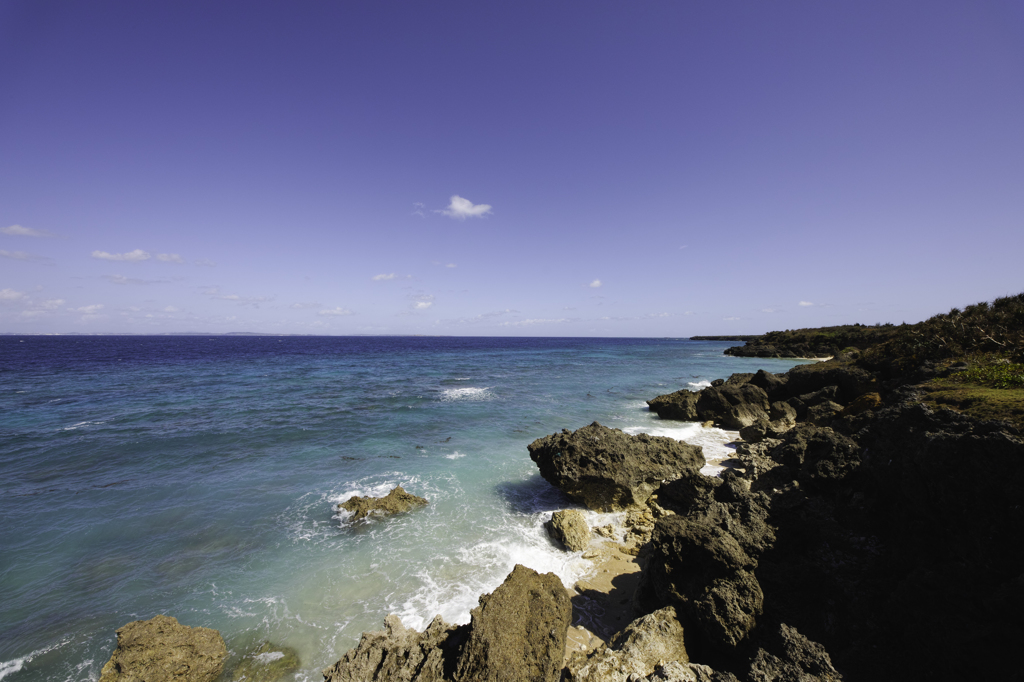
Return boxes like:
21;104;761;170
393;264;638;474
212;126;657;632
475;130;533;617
2;1;1022;336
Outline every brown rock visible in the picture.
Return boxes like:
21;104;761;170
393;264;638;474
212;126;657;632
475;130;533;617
547;510;590;551
338;486;428;521
455;564;572;682
99;614;227;682
839;391;882;416
322;613;462;682
528;422;705;512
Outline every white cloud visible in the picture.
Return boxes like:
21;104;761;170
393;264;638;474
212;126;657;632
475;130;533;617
104;274;160;285
75;304;104;314
414;301;433;310
318;307;354;316
195;258;216;267
445;263;456;268
92;249;151;262
589;279;602;288
1;250;34;260
1;288;26;301
438;195;492;220
762;308;780;313
498;318;569;327
373;273;397;281
723;316;741;321
2;224;50;237
157;253;184;263
164;306;179;313
798;301;814;307
39;298;65;310
412;202;427;218
290;302;319;309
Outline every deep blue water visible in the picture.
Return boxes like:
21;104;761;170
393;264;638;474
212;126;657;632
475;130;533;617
0;336;809;681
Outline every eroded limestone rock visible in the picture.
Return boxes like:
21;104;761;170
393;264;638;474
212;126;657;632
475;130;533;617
338;486;428;521
99;614;227;682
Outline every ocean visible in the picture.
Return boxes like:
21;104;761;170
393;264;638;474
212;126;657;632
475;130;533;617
0;336;811;681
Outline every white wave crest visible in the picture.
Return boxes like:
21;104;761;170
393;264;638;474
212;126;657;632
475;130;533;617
439;387;492;402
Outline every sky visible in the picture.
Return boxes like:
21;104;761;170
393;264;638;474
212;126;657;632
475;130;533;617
1;1;1022;336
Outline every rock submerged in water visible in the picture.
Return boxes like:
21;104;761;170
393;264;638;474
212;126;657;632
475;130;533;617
337;486;428;521
323;564;570;682
546;509;590;551
528;422;705;512
99;614;227;682
230;641;299;682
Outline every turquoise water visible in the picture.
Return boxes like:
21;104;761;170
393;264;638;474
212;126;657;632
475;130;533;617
0;336;809;681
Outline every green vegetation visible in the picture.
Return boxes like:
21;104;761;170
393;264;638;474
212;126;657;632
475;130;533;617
921;381;1024;431
756;323;902;352
949;356;1024;390
872;292;1024;366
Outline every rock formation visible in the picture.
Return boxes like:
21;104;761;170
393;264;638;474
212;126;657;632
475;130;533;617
528;422;704;511
338;486;428;521
546;509;590;551
323;565;570;682
230;642;299;682
647;389;701;421
99;615;227;682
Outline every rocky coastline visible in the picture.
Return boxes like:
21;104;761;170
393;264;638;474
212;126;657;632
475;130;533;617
98;295;1024;682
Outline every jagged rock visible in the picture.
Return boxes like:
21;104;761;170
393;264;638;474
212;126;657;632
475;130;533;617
99;615;228;682
806;401;844;426
635;516;763;653
739;420;769;444
547;510;590;551
839;392;881;416
647;390;701;421
769;401;797;423
455;564;571;682
747;623;842;682
338;486;428;521
528;422;705;512
647;661;740;681
696;384;771;429
724;373;755;386
749;370;788;401
565;607;689;681
322;613;463;682
798;386;840;407
770;424;860;486
734;440;784;482
784;363;874;403
230;642;299;682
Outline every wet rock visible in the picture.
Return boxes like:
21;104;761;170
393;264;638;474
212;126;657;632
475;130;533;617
455;564;571;682
99;614;228;682
528;422;704;512
696;384;771;430
647;390;701;421
565;607;689;681
322;613;464;682
338;486;428;521
230;642;299;682
547;510;590;551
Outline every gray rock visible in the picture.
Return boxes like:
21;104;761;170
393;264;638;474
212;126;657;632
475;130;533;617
338;486;428;521
647;390;701;421
528;422;704;512
547;510;590;551
99;615;228;682
748;370;788;401
455;564;571;682
696;384;771;429
747;623;842;682
647;661;740;681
